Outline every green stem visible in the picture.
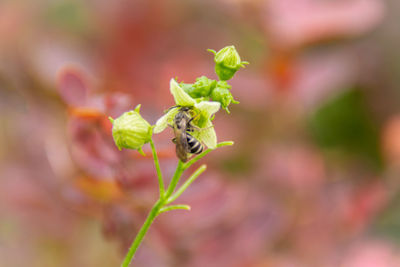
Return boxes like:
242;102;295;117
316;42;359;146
120;161;186;267
167;164;207;204
120;141;234;266
165;160;185;197
120;200;163;267
149;138;165;197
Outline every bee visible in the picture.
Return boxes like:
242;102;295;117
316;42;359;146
172;107;204;162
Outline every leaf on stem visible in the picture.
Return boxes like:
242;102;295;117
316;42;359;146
159;204;191;214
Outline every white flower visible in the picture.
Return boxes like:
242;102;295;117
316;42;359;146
154;79;220;149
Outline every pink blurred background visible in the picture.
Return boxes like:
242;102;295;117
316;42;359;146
2;0;400;266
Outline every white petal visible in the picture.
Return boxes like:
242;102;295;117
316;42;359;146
153;108;179;133
194;101;220;128
170;79;196;106
195;101;220;118
192;120;217;149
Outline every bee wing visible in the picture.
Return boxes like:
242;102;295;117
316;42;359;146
175;132;189;162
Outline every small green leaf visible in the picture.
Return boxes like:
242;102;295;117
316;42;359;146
159;204;191;214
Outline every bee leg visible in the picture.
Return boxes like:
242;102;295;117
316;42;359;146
197;125;213;132
172;137;177;144
192;125;202;131
186;121;201;132
186;126;195;133
187;113;200;125
164;105;180;113
187;125;212;133
191;111;201;120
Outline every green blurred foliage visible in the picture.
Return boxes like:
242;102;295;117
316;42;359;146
221;154;253;176
308;89;383;170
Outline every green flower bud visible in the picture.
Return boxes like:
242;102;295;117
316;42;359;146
180;83;196;97
194;76;217;97
180;76;217;98
109;104;152;155
208;45;249;81
210;81;239;113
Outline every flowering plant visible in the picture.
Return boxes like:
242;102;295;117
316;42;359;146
109;45;247;266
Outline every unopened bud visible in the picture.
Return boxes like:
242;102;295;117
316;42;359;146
208;45;248;81
109;105;152;154
180;76;217;98
210;81;239;113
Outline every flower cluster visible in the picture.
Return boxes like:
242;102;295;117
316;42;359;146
178;46;247;113
109;45;248;155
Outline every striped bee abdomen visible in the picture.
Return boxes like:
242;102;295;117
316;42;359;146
186;133;203;154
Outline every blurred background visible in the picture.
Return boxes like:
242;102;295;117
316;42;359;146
1;0;400;266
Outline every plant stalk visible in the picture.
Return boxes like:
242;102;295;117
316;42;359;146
120;141;233;266
120;200;163;267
